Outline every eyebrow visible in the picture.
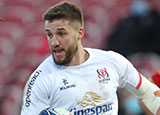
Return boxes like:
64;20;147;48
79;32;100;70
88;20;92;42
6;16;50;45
56;27;66;31
45;28;66;32
45;29;50;32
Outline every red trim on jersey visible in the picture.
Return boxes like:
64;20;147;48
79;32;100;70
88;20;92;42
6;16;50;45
136;72;142;89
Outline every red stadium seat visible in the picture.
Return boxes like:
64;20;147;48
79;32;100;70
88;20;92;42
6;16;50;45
2;6;35;25
0;22;25;40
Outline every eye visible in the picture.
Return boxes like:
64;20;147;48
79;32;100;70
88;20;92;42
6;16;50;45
47;33;53;39
57;31;66;36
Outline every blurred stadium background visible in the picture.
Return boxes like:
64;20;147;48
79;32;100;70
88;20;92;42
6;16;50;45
0;0;160;115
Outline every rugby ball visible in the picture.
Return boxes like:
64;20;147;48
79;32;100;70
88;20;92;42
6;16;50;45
39;107;72;115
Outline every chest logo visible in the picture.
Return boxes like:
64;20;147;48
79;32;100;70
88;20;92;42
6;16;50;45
77;91;103;107
62;79;69;85
60;79;76;91
70;91;113;114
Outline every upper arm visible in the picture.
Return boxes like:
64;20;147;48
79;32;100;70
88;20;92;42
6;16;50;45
106;51;160;114
21;70;50;115
107;51;141;89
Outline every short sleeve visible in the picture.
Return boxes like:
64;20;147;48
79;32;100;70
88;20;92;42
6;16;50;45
108;51;142;91
119;58;142;91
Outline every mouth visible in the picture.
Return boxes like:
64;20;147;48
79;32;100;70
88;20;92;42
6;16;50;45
53;49;65;57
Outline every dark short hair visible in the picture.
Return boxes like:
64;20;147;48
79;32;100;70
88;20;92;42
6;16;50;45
42;1;84;27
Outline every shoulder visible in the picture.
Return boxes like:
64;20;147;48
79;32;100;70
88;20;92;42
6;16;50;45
27;55;56;82
86;48;131;74
25;56;55;91
86;48;127;62
36;55;57;75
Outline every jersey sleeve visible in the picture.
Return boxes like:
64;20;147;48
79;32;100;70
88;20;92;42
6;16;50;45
108;51;142;91
20;69;51;115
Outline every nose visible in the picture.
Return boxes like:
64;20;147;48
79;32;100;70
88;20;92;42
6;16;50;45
50;35;60;47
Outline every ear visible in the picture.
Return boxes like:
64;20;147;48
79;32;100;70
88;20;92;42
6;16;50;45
78;27;84;40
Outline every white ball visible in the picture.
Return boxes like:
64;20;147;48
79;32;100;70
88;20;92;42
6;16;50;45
39;107;72;115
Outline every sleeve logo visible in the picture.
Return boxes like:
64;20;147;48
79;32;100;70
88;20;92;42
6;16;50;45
25;70;42;107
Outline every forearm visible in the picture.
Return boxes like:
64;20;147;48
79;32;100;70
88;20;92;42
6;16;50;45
131;76;160;114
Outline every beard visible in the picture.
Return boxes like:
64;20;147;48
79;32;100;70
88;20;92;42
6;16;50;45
53;43;78;65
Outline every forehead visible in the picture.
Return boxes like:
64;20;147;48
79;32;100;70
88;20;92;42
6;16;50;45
45;19;71;31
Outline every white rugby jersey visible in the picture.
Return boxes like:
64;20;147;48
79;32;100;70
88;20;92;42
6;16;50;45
21;48;142;115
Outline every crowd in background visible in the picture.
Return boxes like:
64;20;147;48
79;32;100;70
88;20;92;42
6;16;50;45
0;0;160;115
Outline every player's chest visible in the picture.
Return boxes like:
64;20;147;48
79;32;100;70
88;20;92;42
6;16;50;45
51;66;119;105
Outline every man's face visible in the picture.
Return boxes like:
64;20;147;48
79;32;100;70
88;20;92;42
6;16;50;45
45;19;79;65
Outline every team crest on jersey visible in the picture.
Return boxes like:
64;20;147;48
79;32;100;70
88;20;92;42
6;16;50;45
70;91;112;114
97;68;110;84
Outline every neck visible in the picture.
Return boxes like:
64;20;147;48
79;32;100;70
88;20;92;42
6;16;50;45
66;46;89;66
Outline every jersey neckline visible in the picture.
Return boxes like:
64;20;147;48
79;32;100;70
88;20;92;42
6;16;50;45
52;48;93;69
